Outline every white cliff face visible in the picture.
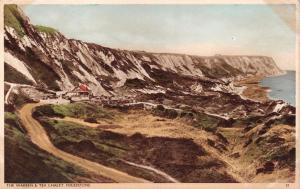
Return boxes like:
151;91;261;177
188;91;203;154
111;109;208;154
4;6;284;96
222;56;284;76
153;54;204;77
4;51;36;84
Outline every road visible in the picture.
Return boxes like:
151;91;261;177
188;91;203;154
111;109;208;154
19;103;150;183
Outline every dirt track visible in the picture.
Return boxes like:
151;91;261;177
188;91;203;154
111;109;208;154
19;103;150;183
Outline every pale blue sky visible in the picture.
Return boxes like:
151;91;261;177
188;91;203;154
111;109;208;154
24;4;296;70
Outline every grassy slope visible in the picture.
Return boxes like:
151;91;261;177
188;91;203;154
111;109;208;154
34;103;237;183
38;118;235;182
4;4;25;37
34;103;167;182
4;5;58;37
217;120;295;182
34;25;58;35
4;112;100;183
34;102;114;120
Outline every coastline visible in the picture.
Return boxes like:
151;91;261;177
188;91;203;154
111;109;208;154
234;75;271;102
234;71;292;104
260;71;295;106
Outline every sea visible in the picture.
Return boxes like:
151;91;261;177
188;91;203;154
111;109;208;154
260;70;296;106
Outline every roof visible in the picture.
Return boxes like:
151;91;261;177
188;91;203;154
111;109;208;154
79;84;89;92
69;84;90;93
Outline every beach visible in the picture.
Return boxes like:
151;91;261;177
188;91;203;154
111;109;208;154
234;75;270;102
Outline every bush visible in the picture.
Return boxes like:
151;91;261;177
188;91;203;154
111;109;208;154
156;105;165;111
84;117;98;123
4;112;25;133
203;127;217;133
52;103;113;120
166;109;178;119
33;105;64;118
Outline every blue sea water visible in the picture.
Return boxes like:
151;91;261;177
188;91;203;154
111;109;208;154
260;71;296;106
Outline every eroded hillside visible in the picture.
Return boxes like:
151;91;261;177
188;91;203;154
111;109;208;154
4;4;295;183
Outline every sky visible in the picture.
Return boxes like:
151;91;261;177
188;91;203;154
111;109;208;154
24;4;296;70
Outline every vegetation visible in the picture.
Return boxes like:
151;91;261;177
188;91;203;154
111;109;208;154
264;146;295;170
37;118;169;182
32;102;237;183
37;116;234;183
5;112;18;122
242;125;295;172
4;4;25;37
34;102;114;120
34;25;58;35
33;105;65;118
193;113;220;132
40;119;129;156
4;112;89;183
84;117;98;123
242;141;265;163
4;5;58;37
152;105;179;119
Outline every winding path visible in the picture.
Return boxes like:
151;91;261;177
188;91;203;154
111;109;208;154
19;103;150;183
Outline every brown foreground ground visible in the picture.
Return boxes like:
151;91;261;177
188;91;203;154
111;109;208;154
30;102;295;183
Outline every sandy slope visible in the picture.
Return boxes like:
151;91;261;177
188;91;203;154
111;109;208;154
18;103;150;183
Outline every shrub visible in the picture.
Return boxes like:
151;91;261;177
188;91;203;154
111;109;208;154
84;117;98;123
33;105;64;118
156;105;165;111
166;109;178;119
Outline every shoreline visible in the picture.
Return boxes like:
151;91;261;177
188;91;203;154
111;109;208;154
234;71;293;105
234;75;271;102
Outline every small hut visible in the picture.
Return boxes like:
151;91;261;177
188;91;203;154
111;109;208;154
64;83;91;99
78;83;90;96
